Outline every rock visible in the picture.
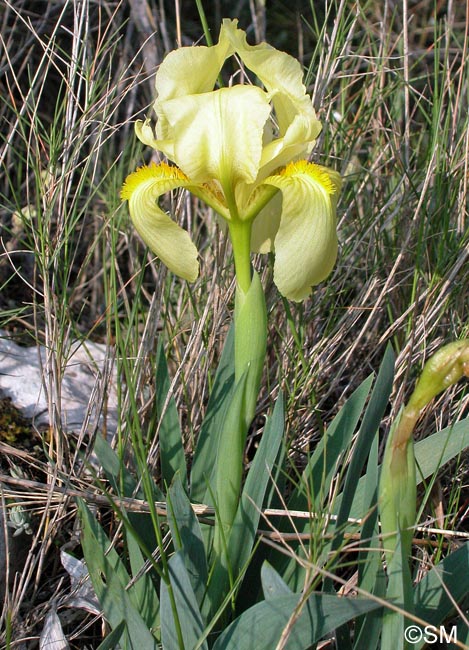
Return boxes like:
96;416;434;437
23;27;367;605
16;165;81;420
0;333;118;436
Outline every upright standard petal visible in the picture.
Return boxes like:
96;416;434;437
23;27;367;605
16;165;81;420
121;163;199;281
221;20;309;128
263;161;341;301
152;27;233;143
153;32;233;103
220;19;321;175
157;86;271;190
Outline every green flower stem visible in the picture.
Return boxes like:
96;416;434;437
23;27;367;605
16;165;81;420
212;216;268;569
227;209;267;424
379;411;416;566
212;274;267;583
234;271;267;428
228;218;253;296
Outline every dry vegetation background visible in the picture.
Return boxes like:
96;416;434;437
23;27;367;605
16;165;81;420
0;0;468;647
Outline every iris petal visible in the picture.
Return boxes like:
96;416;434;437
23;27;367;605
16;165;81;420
151;32;233;142
263;162;341;301
158;86;271;190
221;20;317;131
220;19;321;175
250;192;282;253
153;35;232;102
121;163;199;281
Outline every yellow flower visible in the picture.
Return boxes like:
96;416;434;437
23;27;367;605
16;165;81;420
121;19;341;300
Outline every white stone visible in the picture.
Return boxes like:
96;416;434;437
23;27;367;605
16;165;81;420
0;332;118;435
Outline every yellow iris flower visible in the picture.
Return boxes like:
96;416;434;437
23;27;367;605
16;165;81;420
121;19;341;301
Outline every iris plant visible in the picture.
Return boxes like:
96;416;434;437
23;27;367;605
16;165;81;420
121;19;341;563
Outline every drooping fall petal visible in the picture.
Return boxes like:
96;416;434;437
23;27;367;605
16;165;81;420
250;192;282;254
121;163;199;281
262;161;341;301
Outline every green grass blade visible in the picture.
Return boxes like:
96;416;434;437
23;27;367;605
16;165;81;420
155;339;187;489
92;433;162;551
93;433;141;498
358;434;381;584
160;551;209;650
414;418;469;482
289;374;374;512
353;435;386;650
127;532;160;631
334;344;394;533
78;497;132;588
274;375;374;590
324;344;394;595
93;433;164;501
